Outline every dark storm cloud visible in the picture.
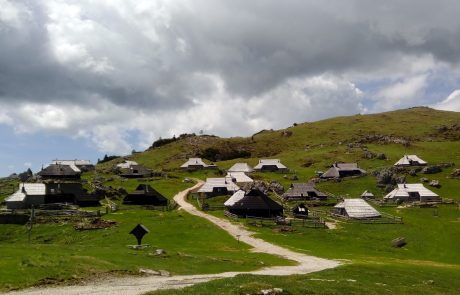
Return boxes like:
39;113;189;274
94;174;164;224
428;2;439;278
1;0;460;108
1;0;460;155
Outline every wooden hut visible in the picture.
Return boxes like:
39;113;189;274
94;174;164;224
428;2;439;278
123;184;168;206
225;189;283;218
333;199;381;219
292;203;309;218
180;158;217;170
253;159;288;172
321;163;366;179
119;164;152;178
38;164;81;180
197;177;240;197
384;183;440;203
226;172;253;185
282;183;328;201
5;182;99;209
228;163;254;174
52;160;95;172
394;155;427;167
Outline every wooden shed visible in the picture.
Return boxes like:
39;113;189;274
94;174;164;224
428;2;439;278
225;189;283;218
123;184;168;206
282;183;328;201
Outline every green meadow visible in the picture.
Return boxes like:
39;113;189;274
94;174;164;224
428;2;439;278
1;107;460;293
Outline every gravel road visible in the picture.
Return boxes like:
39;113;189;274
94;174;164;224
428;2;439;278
7;182;339;295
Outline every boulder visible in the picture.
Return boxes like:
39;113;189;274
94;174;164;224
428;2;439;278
422;165;442;174
376;153;387;160
269;181;285;194
451;169;460;178
429;180;441;188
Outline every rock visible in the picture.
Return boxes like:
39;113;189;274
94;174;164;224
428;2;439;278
139;268;160;276
280;130;292;137
384;184;395;193
283;175;288;179
429;180;440;188
376;153;387;160
269;181;285;194
273;288;283;294
289;175;299;181
451;169;460;178
422;165;442;174
408;169;417;176
395;175;406;184
363;150;376;159
158;270;170;277
420;177;429;183
155;249;166;255
183;178;192;183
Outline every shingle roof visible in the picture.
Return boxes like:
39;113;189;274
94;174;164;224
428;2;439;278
197;177;240;193
384;183;439;200
394;155;427;166
180;158;216;168
116;160;139;169
321;163;366;178
225;189;283;211
228;163;254;173
224;190;245;206
226;172;253;183
52;160;93;166
5;183;47;202
38;164;81;176
334;199;381;219
282;183;327;198
254;159;287;169
361;190;375;198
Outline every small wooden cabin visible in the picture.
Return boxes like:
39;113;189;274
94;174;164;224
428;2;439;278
123;184;168;206
282;183;328;201
225;189;283;218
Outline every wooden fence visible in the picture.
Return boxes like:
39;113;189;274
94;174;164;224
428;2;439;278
330;212;403;224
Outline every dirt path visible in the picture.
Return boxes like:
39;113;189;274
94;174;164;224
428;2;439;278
7;182;339;295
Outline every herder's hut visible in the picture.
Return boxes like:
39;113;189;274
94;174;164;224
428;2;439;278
333;199;381;219
384;183;440;203
226;172;253;185
197;177;240;197
292;203;309;218
394;155;427;167
225;189;283;218
119;164;152;178
253;159;288;172
5;183;99;209
38;164;81;180
180;158;217;170
282;183;328;201
123;184;168;206
320;163;366;179
228;163;254;174
52;159;95;172
361;190;375;199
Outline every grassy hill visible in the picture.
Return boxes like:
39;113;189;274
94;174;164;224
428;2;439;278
1;107;460;293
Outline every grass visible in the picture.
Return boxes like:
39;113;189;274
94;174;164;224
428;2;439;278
0;178;291;291
149;263;460;295
2;107;460;293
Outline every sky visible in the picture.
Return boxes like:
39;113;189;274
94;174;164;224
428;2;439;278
1;0;460;177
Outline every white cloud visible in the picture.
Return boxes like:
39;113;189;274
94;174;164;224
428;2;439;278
374;74;428;110
433;90;460;111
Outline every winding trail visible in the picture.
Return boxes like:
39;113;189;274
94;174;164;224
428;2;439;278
7;182;339;295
